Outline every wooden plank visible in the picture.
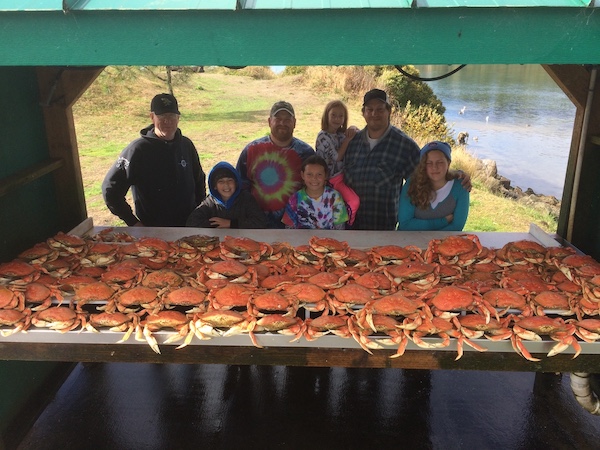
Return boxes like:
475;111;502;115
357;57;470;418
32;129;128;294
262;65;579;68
543;65;590;110
0;158;63;198
36;67;100;231
0;343;596;373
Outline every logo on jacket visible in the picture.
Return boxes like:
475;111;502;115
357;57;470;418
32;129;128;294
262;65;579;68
180;159;187;168
116;156;130;169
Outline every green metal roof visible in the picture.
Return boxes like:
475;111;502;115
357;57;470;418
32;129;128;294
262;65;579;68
0;2;598;66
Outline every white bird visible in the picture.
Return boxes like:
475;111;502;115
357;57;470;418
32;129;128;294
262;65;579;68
485;116;489;123
459;106;466;114
473;136;479;142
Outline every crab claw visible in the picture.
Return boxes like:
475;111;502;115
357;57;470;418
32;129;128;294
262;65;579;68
389;335;409;359
511;335;540;362
547;335;582;359
142;325;161;354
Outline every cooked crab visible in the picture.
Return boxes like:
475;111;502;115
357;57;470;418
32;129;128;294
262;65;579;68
137;310;193;354
510;315;581;361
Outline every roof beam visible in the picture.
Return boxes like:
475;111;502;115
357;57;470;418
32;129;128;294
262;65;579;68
1;8;599;66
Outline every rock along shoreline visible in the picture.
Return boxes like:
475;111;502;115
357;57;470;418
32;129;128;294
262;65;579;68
476;158;561;221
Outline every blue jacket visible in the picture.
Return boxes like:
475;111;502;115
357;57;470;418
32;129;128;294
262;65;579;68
186;162;266;229
397;178;469;231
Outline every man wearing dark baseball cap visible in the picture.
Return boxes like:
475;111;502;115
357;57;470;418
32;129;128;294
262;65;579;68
341;88;420;230
236;100;315;228
102;93;206;227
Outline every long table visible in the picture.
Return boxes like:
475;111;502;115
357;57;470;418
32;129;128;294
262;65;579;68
1;221;598;373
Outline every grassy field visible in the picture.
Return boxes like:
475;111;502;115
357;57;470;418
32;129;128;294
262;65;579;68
73;67;558;233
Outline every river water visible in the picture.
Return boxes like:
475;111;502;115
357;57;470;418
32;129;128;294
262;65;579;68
417;65;576;200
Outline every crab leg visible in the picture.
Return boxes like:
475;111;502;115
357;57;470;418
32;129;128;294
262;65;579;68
116;323;135;343
547;335;582;359
510;335;540;362
142;326;161;354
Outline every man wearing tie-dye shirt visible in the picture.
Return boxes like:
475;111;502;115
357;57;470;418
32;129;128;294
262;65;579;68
236;101;315;228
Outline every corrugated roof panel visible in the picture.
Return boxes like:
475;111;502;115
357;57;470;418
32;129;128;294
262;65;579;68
417;0;592;6
0;1;61;10
0;0;239;11
68;0;238;10
241;0;411;8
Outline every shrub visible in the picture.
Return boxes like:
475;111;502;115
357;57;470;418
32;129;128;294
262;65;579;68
380;66;445;115
282;66;307;76
393;101;454;147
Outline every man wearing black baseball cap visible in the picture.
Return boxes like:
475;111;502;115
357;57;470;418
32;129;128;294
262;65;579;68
236;100;315;228
341;89;421;230
102;93;206;227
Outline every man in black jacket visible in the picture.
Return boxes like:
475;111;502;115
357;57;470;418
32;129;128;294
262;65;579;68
102;93;206;227
186;162;266;229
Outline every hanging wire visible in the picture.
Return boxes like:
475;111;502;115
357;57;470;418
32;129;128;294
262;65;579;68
394;64;467;82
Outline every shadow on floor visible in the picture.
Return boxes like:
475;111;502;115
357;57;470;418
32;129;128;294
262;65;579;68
17;364;600;450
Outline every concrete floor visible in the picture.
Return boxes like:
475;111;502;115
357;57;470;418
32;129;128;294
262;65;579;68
17;364;600;450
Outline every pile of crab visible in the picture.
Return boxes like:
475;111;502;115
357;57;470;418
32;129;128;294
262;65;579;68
1;230;600;360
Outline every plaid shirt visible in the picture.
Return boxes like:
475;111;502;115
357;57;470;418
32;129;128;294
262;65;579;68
343;125;420;230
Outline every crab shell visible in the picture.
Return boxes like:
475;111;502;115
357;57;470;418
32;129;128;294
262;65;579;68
109;286;161;314
332;248;370;268
531;291;575;317
176;234;220;253
482;288;529;315
208;284;254;310
141;269;184;289
0;308;31;335
0;261;40;284
572;318;600;342
203;260;249;280
143;310;190;331
18;244;59;265
73;281;116;308
31;306;84;332
260;274;294;290
195;309;248;329
369;245;421;266
456;315;512;341
21;282;63;311
101;265;144;287
162;286;206;313
428;286;495;322
248;291;298;317
220;236;272;262
353;272;392;293
426;234;482;266
79;242;119;267
305;313;350;336
46;232;87;255
308;236;351;260
331;283;377;306
88;311;137;329
0;286;25;311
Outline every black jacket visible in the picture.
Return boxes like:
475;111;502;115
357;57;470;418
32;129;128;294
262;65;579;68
186;161;266;229
102;126;206;226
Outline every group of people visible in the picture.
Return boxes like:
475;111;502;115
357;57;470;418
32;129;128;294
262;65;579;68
102;91;470;233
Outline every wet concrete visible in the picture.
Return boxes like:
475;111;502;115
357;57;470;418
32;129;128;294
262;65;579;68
17;364;600;450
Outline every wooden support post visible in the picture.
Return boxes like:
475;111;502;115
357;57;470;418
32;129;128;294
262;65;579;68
36;66;104;232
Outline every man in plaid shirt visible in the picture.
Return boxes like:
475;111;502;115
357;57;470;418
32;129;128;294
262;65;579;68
343;89;421;230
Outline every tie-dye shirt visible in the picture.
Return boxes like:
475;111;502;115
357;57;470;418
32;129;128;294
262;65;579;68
236;136;314;228
282;186;349;229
